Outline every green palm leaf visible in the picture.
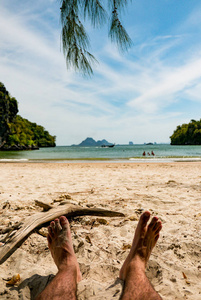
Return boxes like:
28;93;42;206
60;0;132;75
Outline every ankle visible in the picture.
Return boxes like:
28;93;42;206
58;263;77;275
58;257;77;268
127;256;146;275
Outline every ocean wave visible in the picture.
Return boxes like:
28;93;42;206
129;157;201;162
0;159;29;162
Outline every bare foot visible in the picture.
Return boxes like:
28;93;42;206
47;216;82;282
119;211;162;280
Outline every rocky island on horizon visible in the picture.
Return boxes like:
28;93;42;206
72;137;114;147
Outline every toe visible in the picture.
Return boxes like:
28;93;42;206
50;221;56;234
148;216;158;229
48;226;54;238
140;211;151;227
60;216;72;241
55;218;62;232
155;222;162;235
60;216;69;229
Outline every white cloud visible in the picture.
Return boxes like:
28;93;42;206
128;55;201;112
1;0;201;145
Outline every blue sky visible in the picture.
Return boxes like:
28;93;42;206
1;0;201;145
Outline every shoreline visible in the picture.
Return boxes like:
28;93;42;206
1;144;201;163
1;157;201;163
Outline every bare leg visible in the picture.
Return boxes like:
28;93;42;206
36;216;82;300
119;211;162;300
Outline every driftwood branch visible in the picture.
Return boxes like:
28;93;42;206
34;200;53;211
0;204;124;264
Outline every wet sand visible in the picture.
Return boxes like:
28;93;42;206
0;162;201;299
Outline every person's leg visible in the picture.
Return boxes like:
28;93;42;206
119;211;162;300
36;216;82;300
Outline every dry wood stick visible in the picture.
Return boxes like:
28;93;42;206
0;204;124;264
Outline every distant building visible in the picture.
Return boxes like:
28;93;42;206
129;141;134;145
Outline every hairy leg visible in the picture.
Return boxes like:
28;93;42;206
119;211;162;300
36;216;81;300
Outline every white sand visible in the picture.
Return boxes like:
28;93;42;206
0;162;201;299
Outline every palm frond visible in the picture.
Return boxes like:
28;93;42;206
60;0;132;75
108;0;130;10
61;0;95;75
65;43;97;76
109;1;132;52
60;0;79;23
82;0;107;27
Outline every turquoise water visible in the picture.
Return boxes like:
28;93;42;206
0;144;201;162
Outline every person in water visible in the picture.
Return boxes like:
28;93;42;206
36;211;162;300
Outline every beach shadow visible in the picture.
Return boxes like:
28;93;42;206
18;273;55;300
17;268;161;300
105;277;124;299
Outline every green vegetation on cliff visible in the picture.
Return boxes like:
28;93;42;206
7;115;56;148
0;82;18;146
170;119;201;145
0;82;56;149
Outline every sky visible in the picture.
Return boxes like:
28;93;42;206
1;0;201;145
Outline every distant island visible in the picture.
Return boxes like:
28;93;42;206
72;137;114;147
170;119;201;145
0;82;56;150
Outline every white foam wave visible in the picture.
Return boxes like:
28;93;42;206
0;159;29;162
129;157;201;162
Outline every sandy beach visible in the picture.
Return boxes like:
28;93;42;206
0;162;200;299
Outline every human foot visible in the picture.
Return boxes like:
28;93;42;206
47;216;82;282
119;211;162;280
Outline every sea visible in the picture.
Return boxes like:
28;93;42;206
0;144;201;163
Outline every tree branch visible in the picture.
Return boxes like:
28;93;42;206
0;204;124;264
